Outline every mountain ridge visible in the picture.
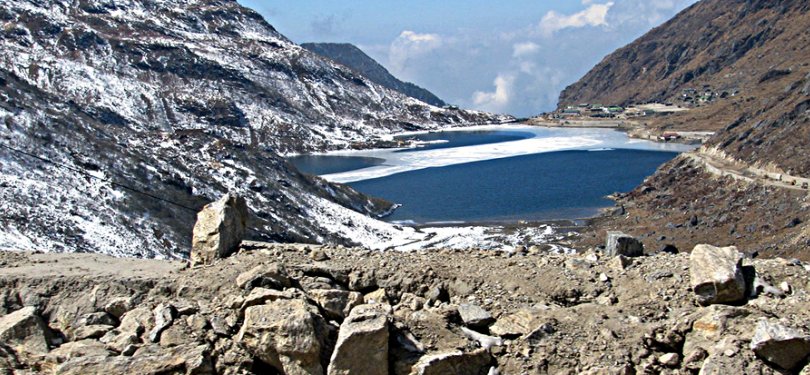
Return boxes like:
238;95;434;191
301;42;447;107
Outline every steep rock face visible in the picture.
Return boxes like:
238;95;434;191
0;0;508;258
302;43;447;107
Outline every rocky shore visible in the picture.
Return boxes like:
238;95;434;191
2;238;810;374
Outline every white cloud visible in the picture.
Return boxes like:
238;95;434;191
512;42;540;58
388;30;443;76
472;74;515;113
538;2;615;37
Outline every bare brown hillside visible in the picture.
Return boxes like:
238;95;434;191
560;0;810;259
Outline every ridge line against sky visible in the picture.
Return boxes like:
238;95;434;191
239;0;699;117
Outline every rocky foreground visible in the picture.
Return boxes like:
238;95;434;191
1;240;810;374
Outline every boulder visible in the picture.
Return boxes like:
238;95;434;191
237;299;327;375
410;349;493;375
327;304;391;375
364;289;389;305
605;231;644;257
148;303;175;343
308;289;363;321
490;305;552;338
235;264;291;291
689;245;746;306
47;340;113;364
103;297;135;319
750;320;810;370
457;304;494;328
118;307;154;337
191;193;249;265
658;353;680;367
55;343;212;375
0;306;53;355
241;288;292;311
71;324;114;341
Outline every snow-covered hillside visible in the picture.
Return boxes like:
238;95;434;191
0;0;511;258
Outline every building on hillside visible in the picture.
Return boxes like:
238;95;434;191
658;132;681;142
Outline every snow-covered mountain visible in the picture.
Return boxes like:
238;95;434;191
0;0;511;258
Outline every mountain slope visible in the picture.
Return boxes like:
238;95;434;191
0;0;507;258
301;42;446;107
562;0;810;259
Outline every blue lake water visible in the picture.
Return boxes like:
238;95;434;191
350;149;677;224
288;127;691;224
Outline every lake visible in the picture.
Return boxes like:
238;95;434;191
288;126;695;224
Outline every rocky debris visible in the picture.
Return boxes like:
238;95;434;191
2;243;810;374
235;264;292;291
0;306;52;356
658;352;680;367
689;244;747;305
237;299;328;374
458;304;494;328
328;304;391;375
605;231;644;257
309;289;363;321
148;303;175;343
490;305;552;338
47;340;113;364
460;327;503;349
410;349;493;375
364;289;390;305
750;320;810;370
310;248;330;262
104;297;135;320
71;325;114;341
55;343;212;375
191;194;249;266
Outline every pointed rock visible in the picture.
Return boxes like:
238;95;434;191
191;193;249;265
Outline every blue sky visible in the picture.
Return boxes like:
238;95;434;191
240;1;698;117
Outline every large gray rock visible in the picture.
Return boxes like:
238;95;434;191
237;299;327;375
750;320;810;370
409;349;493;375
55;343;212;375
0;306;53;355
689;244;746;306
458;304;494;328
191;194;249;265
328;304;391;375
605;231;644;257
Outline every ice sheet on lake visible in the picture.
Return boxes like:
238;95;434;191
321;125;697;183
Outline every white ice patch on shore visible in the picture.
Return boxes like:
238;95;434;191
319;125;696;183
